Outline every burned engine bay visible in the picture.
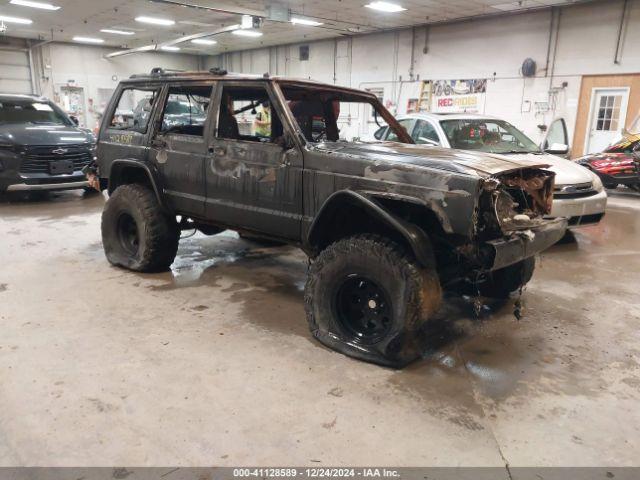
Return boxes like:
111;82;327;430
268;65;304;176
478;168;555;237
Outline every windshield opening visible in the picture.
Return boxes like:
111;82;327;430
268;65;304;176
280;86;409;143
440;118;539;154
0;99;71;126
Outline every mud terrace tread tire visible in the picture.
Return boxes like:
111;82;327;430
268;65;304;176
479;256;536;299
101;184;179;273
304;234;442;368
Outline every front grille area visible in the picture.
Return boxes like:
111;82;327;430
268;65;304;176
554;182;598;200
19;144;93;174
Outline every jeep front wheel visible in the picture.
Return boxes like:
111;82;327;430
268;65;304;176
101;184;179;272
304;234;442;368
479;256;535;298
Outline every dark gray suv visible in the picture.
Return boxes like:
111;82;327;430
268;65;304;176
96;68;567;367
0;94;95;194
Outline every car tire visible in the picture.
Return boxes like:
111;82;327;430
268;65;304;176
478;256;535;299
304;234;442;368
101;183;179;272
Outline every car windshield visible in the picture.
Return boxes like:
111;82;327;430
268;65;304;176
0;99;71;126
280;86;407;143
440;118;540;154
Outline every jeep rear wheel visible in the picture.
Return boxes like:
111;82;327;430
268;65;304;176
304;234;442;368
101;184;179;272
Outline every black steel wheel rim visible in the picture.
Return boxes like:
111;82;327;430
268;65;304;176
117;213;140;256
334;274;393;344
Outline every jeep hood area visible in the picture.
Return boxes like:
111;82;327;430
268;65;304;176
314;141;556;233
314;141;552;176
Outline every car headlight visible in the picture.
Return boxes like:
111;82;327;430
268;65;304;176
590;171;604;192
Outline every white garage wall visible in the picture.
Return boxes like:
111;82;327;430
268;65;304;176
203;0;639;145
35;43;200;130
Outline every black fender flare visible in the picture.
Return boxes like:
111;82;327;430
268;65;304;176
108;159;170;212
306;190;436;268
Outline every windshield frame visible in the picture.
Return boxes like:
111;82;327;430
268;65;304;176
439;117;541;154
0;98;73;127
273;80;414;146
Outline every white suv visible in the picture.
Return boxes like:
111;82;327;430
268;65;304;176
375;113;607;228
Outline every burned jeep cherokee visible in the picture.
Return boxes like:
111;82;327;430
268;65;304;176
96;68;566;367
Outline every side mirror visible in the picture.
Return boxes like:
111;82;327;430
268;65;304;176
544;142;569;155
69;115;79;126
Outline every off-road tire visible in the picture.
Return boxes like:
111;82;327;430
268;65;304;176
479;256;535;299
304;234;442;368
101;184;179;272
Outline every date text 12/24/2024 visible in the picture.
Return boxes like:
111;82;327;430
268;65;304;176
233;469;400;478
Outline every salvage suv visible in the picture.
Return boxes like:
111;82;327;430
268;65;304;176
96;68;567;367
0;93;94;194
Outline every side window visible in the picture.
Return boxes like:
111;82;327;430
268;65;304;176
217;85;283;143
413;120;440;145
387;119;414;142
109;87;159;132
544;118;568;149
159;85;212;137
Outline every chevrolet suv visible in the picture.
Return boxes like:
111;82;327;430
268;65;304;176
95;69;567;367
0;94;95;194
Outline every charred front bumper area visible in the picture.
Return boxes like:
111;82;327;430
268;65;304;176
474;167;566;270
485;217;567;271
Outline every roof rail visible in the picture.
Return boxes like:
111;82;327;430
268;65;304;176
150;67;186;75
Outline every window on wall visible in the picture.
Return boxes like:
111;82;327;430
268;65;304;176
159;85;212;136
365;88;384;119
109;87;159;132
596;95;623;131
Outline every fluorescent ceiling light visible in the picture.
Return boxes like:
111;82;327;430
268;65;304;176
191;38;217;45
364;1;406;12
291;17;323;26
100;28;135;35
9;0;60;10
73;36;104;43
0;14;33;24
232;29;262;37
135;16;175;26
161;45;180;51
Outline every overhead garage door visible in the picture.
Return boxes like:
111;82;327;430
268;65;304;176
0;48;32;94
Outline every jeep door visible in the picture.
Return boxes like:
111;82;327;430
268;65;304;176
204;81;303;240
148;82;214;217
99;84;162;180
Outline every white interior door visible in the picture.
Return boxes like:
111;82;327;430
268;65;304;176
585;88;629;154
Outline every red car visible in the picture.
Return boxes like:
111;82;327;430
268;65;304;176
577;132;640;191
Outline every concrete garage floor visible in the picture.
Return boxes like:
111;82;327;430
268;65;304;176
0;190;639;467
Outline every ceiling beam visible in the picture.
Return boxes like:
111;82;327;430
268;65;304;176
104;23;241;58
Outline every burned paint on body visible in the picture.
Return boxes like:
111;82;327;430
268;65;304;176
97;72;566;273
